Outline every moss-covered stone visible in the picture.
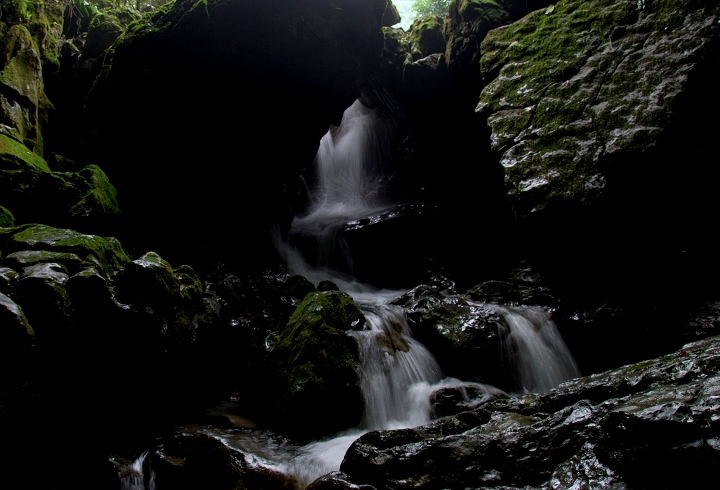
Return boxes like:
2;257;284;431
0;23;52;152
174;264;204;309
0;134;51;174
477;0;720;222
285;290;366;333
407;15;445;60
4;249;84;272
64;164;121;219
395;284;507;386
83;11;128;60
443;0;512;70
115;251;177;306
6;224;130;275
267;290;366;439
0;205;15;227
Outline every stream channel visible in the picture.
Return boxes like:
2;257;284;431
121;99;580;489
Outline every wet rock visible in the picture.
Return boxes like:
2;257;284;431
3;224;129;276
15;262;72;336
475;0;720;335
394;284;506;385
5;250;85;272
282;274;316;301
0;267;19;295
0;290;34;346
151;433;295;490
339;335;720;488
431;382;508;418
264;290;365;440
407;15;445;61
307;471;378;490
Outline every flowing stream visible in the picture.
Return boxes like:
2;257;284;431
123;99;581;489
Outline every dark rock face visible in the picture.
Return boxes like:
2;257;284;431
475;0;720;376
263;290;366;440
339;335;720;489
82;0;389;269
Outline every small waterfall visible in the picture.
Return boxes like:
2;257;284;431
276;99;449;487
283;99;395;282
272;98;579;487
119;452;156;490
495;306;580;394
354;304;443;430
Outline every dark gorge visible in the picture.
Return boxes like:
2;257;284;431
1;0;719;488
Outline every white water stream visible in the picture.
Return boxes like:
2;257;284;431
274;99;582;487
123;99;580;488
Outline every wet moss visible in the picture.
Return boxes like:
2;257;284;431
0;134;50;174
268;290;365;439
8;224;130;275
0;205;15;228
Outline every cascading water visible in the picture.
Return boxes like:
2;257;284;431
494;305;581;394
264;99;580;488
274;99;455;486
119;452;156;490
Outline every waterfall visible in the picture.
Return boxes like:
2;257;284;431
354;304;444;430
275;99;453;487
273;99;580;487
494;305;581;394
282;99;395;284
119;452;156;490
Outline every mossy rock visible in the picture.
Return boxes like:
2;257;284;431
407;15;445;60
285;290;366;333
83;11;127;60
4;224;130;276
476;0;720;224
174;264;204;310
113;252;209;351
396;284;505;385
1;136;120;224
0;134;50;174
267;290;366;439
443;0;512;69
114;251;178;307
0;205;15;227
0;24;51;152
64;164;122;219
4;250;84;273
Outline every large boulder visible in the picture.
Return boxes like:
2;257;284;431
263;290;366;440
476;0;720;370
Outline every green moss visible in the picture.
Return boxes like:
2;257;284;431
286;290;365;333
476;0;720;220
8;224;130;274
0;134;50;173
174;264;204;308
0;206;15;228
0;25;43;106
67;165;122;218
